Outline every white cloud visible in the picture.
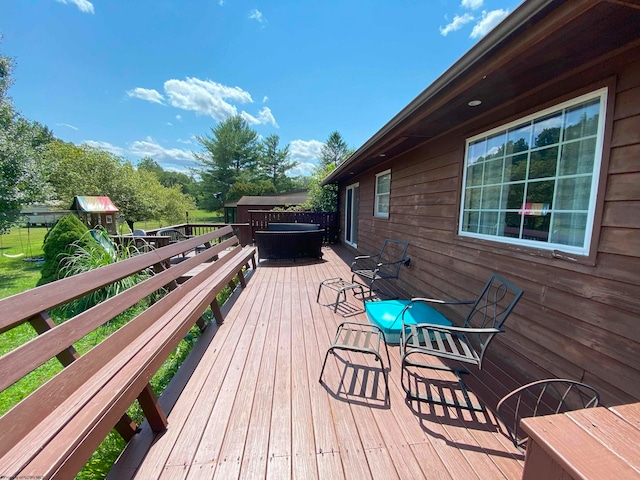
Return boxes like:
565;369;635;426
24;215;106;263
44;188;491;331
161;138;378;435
56;122;78;131
470;9;510;38
55;0;94;14
288;162;316;177
83;140;125;156
177;137;194;145
127;87;165;104
82;137;196;171
440;13;475;36
262;96;269;103
289;139;323;167
241;106;278;128
129;137;196;168
163;77;253;121
166;122;173;126
249;9;266;24
461;0;484;10
127;77;277;126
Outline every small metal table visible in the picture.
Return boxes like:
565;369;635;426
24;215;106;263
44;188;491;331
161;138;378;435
317;277;367;312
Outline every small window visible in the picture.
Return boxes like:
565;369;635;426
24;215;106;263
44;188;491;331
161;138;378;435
375;170;391;218
459;88;607;256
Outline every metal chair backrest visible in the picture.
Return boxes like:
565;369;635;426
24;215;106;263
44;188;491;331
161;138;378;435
463;274;524;367
496;379;600;449
376;239;410;278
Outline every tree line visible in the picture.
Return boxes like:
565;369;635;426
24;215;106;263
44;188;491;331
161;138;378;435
195;116;352;211
0;47;351;233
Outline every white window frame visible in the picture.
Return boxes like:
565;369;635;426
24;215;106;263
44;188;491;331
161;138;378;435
458;88;608;256
374;169;391;218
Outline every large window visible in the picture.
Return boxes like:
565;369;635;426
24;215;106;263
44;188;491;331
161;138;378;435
459;89;607;255
375;170;391;218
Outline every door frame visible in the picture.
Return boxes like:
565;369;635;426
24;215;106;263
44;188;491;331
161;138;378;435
344;182;359;248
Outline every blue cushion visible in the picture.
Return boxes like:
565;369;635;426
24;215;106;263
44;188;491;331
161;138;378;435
365;299;452;345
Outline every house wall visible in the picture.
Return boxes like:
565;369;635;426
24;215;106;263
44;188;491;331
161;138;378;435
341;46;640;406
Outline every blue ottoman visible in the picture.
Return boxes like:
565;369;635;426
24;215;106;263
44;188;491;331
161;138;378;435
365;299;452;345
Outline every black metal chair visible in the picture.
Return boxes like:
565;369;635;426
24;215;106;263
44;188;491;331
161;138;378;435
350;239;410;295
496;379;600;449
400;274;524;411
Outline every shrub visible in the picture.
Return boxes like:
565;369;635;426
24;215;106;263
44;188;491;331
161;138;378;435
56;228;158;317
37;214;95;286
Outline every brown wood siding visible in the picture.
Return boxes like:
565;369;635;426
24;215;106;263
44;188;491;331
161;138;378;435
340;47;640;406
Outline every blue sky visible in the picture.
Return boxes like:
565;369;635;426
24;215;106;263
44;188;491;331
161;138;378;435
2;0;522;176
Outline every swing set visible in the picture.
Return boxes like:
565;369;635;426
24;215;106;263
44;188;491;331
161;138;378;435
0;218;38;261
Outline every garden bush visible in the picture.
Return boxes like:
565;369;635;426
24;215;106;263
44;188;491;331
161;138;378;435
37;213;95;286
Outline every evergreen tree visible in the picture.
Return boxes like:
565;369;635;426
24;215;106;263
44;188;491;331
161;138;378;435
319;131;351;168
37;213;94;286
195;115;259;210
257;134;298;193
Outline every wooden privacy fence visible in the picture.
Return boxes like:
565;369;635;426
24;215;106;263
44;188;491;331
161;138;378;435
0;226;256;479
249;210;339;244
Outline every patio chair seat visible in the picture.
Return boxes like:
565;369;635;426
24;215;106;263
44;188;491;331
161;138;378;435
365;299;451;345
400;273;524;411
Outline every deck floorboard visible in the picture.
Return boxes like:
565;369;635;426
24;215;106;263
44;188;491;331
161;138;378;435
110;245;525;479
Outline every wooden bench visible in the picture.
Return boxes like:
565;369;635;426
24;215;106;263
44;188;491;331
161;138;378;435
520;402;640;479
0;225;256;479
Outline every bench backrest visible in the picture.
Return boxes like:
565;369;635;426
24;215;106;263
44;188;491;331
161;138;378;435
0;226;232;335
0;226;237;394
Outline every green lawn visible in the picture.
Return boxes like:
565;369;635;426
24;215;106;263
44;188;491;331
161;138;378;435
0;225;47;300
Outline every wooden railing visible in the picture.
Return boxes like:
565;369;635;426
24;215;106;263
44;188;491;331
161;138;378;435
114;223;252;248
248;210;339;244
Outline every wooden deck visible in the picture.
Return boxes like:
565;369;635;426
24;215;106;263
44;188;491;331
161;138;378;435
110;245;526;479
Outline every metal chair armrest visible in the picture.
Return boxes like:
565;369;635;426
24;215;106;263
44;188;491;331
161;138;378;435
413;324;502;334
409;297;476;305
377;258;408;267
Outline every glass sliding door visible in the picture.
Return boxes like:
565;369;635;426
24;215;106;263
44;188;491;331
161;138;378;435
345;183;359;247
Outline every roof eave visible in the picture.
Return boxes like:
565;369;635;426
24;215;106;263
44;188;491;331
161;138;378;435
322;0;558;186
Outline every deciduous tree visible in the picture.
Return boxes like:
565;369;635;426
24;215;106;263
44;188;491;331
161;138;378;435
0;49;53;232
